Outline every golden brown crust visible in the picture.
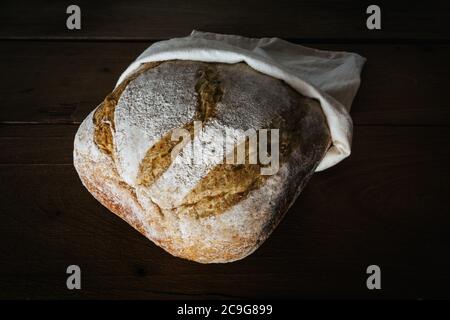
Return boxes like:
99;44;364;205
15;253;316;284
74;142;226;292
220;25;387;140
194;65;223;121
137;129;183;187
176;138;265;219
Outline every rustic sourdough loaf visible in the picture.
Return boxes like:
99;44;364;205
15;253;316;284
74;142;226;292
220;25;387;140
73;60;331;263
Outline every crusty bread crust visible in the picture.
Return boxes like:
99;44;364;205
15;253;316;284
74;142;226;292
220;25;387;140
74;61;331;263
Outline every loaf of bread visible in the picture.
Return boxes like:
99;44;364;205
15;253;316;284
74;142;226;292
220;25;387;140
73;60;331;263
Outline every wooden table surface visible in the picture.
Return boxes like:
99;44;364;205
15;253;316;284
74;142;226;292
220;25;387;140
1;0;450;299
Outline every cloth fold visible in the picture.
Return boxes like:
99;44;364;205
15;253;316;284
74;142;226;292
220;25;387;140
117;30;366;171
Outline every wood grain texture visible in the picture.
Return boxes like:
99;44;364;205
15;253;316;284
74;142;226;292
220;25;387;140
1;124;450;298
1;0;450;41
1;42;450;125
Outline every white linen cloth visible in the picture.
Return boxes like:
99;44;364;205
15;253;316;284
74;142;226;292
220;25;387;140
117;31;366;171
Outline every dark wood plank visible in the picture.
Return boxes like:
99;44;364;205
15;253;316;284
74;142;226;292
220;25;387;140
1;1;449;41
1;42;450;125
0;42;147;124
1;124;449;298
0;125;76;165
